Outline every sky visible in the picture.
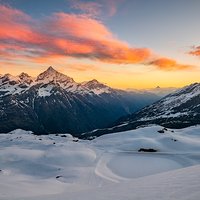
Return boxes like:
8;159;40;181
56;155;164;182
0;0;200;89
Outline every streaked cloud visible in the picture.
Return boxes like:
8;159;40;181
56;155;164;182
189;46;200;57
0;5;151;65
0;4;195;71
150;58;194;71
70;0;124;18
70;0;102;18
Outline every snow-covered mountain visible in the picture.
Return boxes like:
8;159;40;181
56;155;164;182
85;82;200;138
35;67;88;94
0;73;34;96
0;67;159;135
82;79;113;95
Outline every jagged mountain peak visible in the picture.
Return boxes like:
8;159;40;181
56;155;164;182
36;66;75;84
2;73;16;79
18;72;34;84
83;79;109;89
18;72;30;79
87;79;100;84
0;73;30;96
0;66;161;135
1;73;33;84
0;73;20;84
0;67;116;95
82;79;112;95
46;66;56;72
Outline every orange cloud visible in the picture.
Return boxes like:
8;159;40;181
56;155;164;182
41;12;152;63
189;46;200;57
45;13;113;41
150;58;194;71
0;5;194;71
0;5;152;65
0;5;43;43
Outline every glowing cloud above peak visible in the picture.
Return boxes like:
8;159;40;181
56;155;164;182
0;3;193;71
0;5;152;65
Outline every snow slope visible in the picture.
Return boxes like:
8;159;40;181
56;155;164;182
0;125;200;199
96;82;200;136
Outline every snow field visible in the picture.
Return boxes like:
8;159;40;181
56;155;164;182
0;125;200;199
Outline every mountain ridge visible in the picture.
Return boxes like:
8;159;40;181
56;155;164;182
0;66;159;136
0;66;127;96
83;82;200;138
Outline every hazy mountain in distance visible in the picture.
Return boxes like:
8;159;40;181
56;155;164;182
127;86;178;97
84;82;200;138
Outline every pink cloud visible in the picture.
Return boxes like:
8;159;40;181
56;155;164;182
0;5;151;64
0;5;195;71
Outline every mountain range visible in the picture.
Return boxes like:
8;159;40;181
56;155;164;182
84;82;200;138
127;86;177;97
0;67;159;136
